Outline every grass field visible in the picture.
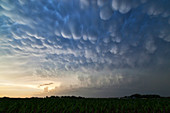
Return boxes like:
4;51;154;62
0;97;170;113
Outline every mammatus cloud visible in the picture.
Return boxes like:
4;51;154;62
0;0;170;97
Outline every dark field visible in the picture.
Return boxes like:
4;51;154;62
0;97;170;113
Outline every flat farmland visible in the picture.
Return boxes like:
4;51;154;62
0;97;170;113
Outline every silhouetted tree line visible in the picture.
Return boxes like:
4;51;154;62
1;94;170;99
123;94;162;99
44;94;164;99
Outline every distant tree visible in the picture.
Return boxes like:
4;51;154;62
2;97;10;99
130;94;142;98
31;97;39;99
142;94;161;98
129;94;161;99
49;96;59;98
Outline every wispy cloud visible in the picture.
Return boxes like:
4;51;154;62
39;83;53;87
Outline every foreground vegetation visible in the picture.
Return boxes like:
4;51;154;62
0;97;170;113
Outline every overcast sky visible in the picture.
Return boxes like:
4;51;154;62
0;0;170;98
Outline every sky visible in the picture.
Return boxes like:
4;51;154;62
0;0;170;98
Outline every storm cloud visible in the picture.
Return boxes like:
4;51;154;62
0;0;170;97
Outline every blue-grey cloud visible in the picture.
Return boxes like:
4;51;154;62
0;0;170;96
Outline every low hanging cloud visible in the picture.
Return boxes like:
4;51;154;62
39;83;53;87
0;0;170;96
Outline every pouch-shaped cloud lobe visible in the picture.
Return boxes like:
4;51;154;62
0;0;170;97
